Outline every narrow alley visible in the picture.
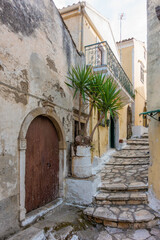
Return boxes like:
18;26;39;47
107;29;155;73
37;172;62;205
8;134;160;240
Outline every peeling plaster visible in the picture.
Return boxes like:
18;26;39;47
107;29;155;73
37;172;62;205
0;0;43;36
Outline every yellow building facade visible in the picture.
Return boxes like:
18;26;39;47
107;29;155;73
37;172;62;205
147;0;160;204
117;39;147;137
60;2;134;158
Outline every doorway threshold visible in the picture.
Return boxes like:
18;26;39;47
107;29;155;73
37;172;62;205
21;198;63;227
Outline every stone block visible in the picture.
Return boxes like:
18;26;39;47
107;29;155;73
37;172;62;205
103;220;117;227
72;156;92;178
8;227;45;240
54;226;73;240
134;209;155;222
146;219;158;228
95;218;103;224
117;222;132;229
66;175;101;205
132;229;151;240
76;146;91;157
93;207;117;221
83;207;94;216
97;231;112;240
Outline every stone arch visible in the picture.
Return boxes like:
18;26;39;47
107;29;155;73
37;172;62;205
19;107;66;222
19;107;66;150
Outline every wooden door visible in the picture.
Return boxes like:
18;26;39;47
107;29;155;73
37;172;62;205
25;116;59;213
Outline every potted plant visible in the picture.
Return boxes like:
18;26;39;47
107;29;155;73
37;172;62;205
66;65;123;178
119;139;124;150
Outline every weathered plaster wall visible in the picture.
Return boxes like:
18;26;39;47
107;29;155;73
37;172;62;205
134;40;147;126
147;0;160;200
61;14;81;51
91;109;99;158
0;0;84;238
90;109;109;159
83;16;99;49
120;45;133;82
99;125;109;156
117;40;147;127
61;13;100;52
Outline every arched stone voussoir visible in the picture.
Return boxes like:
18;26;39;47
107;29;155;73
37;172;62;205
19;107;66;150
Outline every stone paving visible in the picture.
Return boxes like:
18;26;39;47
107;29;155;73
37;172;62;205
84;135;160;231
7;204;160;240
100;164;148;184
123;145;149;150
7;134;160;239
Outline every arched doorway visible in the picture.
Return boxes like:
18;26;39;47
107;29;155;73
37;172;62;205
25;116;59;213
19;107;66;221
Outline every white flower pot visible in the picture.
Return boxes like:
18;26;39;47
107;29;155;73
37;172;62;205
72;146;92;178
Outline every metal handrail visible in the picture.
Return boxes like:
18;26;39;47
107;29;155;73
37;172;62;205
85;41;135;99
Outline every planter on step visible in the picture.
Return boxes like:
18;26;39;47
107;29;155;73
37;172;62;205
72;145;92;178
118;139;123;150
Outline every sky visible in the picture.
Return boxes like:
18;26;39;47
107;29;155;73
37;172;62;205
53;0;147;44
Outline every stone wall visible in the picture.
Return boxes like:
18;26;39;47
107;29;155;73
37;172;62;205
0;0;84;238
147;0;160;201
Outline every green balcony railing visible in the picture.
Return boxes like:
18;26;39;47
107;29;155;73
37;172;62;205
85;41;135;99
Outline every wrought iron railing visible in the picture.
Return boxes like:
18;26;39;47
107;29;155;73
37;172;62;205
85;41;135;99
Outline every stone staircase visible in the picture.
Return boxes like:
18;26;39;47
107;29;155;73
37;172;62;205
84;134;160;229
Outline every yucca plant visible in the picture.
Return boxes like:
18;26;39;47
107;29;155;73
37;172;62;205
90;77;124;140
65;65;93;134
66;65;124;145
83;72;106;135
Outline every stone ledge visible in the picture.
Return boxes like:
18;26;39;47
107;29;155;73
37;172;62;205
21;198;63;227
8;227;45;240
95;191;147;202
99;182;148;191
66;175;101;205
83;205;158;229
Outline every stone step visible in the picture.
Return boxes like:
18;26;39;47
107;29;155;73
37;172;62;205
8;227;45;240
83;205;159;229
99;182;148;192
101;165;148;176
101;165;148;185
127;141;149;146
105;158;149;165
132;138;148;141
112;150;149;158
113;155;150;158
123;146;149;150
95;191;148;205
141;134;149;139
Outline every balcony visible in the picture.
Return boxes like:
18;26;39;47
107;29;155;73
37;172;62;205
85;41;135;103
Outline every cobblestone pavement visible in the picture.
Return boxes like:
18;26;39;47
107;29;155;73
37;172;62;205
101;164;148;184
40;204;160;240
84;135;160;236
8;135;160;240
8;204;160;240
